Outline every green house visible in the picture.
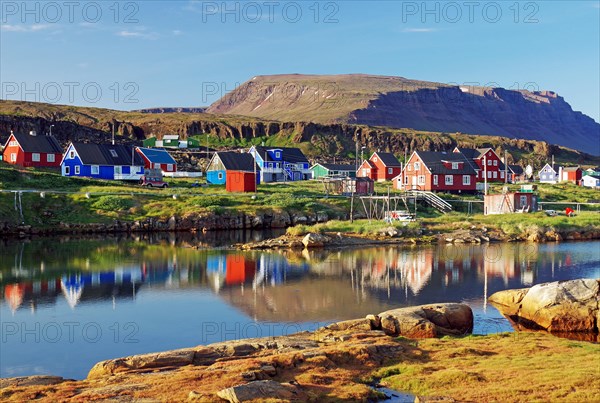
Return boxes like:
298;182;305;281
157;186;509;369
162;135;180;148
143;137;157;147
310;163;357;179
187;137;202;148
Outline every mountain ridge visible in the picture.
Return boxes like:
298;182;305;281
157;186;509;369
206;74;600;155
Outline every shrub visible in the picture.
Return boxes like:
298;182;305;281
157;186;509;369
91;196;134;211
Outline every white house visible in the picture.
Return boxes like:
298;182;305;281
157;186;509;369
582;175;600;188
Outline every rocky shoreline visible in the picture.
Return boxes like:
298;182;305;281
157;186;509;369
2;284;599;402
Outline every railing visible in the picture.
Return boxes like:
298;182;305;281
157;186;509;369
405;190;453;213
163;171;203;178
114;173;143;181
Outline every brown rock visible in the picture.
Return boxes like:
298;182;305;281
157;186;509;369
217;380;298;402
321;318;373;332
0;375;67;388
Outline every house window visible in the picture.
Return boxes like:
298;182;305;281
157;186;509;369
154;163;161;169
115;166;122;175
9;140;17;147
433;175;438;186
10;153;16;162
167;164;173;171
91;165;99;175
32;153;40;162
463;175;470;185
487;159;492;166
493;160;498;166
275;151;281;159
75;165;80;174
418;175;425;185
493;171;497;179
218;172;224;180
47;154;55;163
64;166;70;175
362;169;368;176
488;171;492;178
388;168;393;174
69;151;75;159
445;175;453;185
500;171;504;178
373;157;378;162
404;176;408;184
414;162;420;170
451;162;459;169
109;149;118;158
407;164;412;171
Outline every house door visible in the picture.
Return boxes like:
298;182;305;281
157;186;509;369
412;176;417;188
62;165;68;176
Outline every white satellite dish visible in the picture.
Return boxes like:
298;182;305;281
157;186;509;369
525;165;533;178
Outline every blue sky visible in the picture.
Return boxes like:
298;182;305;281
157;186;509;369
1;1;599;121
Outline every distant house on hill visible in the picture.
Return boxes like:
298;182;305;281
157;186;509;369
2;131;63;168
559;166;582;184
207;151;259;192
507;165;525;183
310;163;356;179
394;151;477;193
136;147;177;173
61;143;144;180
248;146;311;183
143;135;201;149
356;152;402;181
538;163;560;184
453;147;506;182
582;175;600;188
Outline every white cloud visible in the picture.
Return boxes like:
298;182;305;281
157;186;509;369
173;30;183;36
402;28;437;33
1;24;53;32
116;29;158;39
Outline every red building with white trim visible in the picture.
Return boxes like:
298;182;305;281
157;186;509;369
453;147;506;182
394;151;477;193
356;152;402;181
2;131;63;168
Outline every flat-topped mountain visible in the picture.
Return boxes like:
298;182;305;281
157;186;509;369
207;74;600;154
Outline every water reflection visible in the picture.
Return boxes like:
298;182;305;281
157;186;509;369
1;237;598;379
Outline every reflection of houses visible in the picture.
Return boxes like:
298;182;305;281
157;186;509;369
206;254;257;293
4;279;62;313
61;267;145;308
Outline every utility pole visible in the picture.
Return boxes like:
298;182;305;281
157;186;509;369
111;122;115;145
484;155;488;195
49;124;54;137
253;145;257;197
504;150;508;184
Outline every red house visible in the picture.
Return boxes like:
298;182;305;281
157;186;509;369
453;147;506;182
2;131;62;168
135;147;177;173
356;152;402;181
559;166;582;184
394;151;477;193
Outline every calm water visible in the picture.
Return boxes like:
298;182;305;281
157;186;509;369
1;234;599;380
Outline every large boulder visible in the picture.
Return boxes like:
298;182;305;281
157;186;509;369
377;303;473;338
217;380;300;402
489;279;600;333
302;233;331;248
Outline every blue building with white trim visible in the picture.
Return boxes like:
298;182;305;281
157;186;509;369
61;142;145;181
248;146;311;183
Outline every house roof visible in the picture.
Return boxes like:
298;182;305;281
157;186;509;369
9;132;62;153
456;147;505;170
163;135;179;140
315;163;356;171
584;175;600;180
562;166;581;172
373;152;401;167
254;146;309;164
70;143;144;166
508;165;524;174
136;147;176;164
539;163;560;173
415;151;477;175
217;151;259;172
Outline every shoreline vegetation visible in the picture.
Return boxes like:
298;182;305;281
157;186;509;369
1;165;599;244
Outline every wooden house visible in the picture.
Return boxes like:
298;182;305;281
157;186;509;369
249;146;311;183
538;163;560;183
207;151;259;192
310;163;356;179
342;176;374;195
507;165;525;183
394;151;477;193
136;147;177;173
356;152;402;181
582;175;600;188
484;191;538;215
559;166;582;184
61;143;145;181
2;131;62;168
453;147;507;182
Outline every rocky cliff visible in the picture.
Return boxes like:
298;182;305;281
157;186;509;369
0;100;597;167
207;74;600;155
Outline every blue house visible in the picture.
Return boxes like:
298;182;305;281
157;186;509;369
61;142;145;181
248;146;311;183
538;163;560;184
206;151;260;185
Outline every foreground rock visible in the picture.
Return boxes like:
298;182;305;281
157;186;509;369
1;303;473;402
489;278;600;334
